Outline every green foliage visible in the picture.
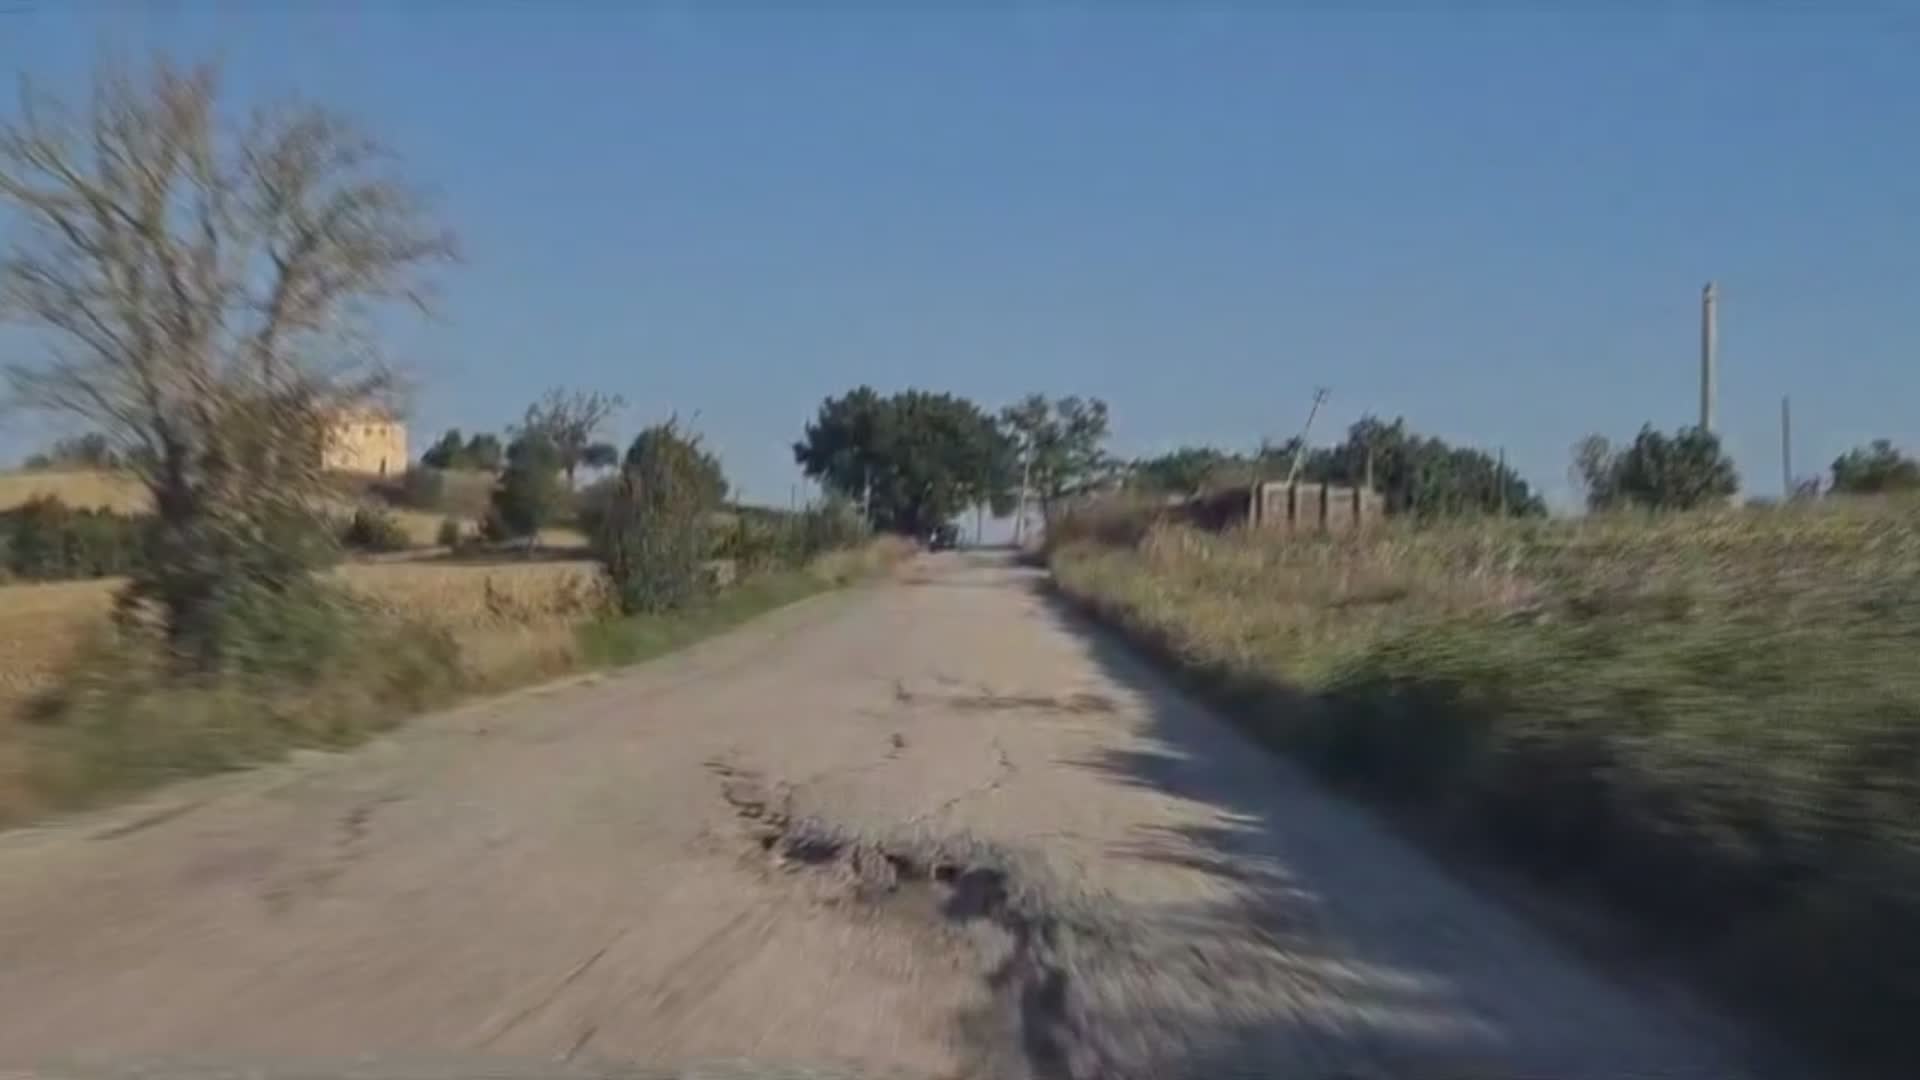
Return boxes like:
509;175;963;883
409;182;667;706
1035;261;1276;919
1309;416;1542;517
435;516;464;548
419;429;506;472
1127;446;1244;496
1054;504;1920;1072
794;386;1013;536
484;432;567;542
1830;439;1920;495
0;495;146;580
624;426;727;504
1129;418;1539;518
419;429;464;470
714;499;870;573
338;506;412;553
574;569;832;669
595;421;725;615
1000;394;1114;515
1578;425;1739;510
516;388;626;486
121;491;346;671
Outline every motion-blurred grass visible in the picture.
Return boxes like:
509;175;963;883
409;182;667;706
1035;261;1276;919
1051;498;1920;1075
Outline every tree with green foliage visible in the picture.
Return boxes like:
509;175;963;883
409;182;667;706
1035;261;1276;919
1830;439;1920;495
463;432;505;472
1287;417;1541;517
420;428;507;471
517;388;626;488
1000;394;1114;519
0;58;454;663
794;387;1011;537
1577;425;1738;511
419;429;466;470
596;421;725;614
484;432;566;544
1129;446;1245;496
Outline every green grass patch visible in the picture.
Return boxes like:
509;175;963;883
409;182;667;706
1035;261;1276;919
574;568;835;668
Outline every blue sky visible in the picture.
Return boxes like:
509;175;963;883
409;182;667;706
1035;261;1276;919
1;3;1916;507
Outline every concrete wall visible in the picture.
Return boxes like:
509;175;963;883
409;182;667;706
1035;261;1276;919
1187;481;1382;536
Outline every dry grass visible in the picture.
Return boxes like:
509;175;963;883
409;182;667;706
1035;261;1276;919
0;560;602;714
0;469;146;512
1;534;913;810
1052;499;1920;1075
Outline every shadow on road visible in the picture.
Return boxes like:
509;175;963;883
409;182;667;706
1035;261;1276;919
991;579;1753;1080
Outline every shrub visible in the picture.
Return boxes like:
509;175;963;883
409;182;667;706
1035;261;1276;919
794;497;869;559
436;516;464;548
712;500;870;574
486;433;566;544
595;422;723;614
0;495;146;580
339;506;412;553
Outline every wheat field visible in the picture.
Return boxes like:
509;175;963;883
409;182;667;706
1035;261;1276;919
0;470;147;513
0;560;602;710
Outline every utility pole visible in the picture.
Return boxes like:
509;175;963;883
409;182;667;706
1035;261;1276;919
1700;281;1718;434
1283;387;1331;486
1781;395;1793;497
1497;446;1507;516
1012;436;1035;547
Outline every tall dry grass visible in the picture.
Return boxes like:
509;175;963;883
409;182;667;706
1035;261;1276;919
1051;499;1920;1075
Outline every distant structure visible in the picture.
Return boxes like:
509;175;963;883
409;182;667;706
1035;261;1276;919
321;409;407;476
1700;281;1718;434
1187;480;1382;537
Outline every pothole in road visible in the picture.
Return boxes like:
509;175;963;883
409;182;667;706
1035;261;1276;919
711;766;1079;1079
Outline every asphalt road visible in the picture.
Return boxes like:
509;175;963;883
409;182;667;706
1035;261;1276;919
0;554;1765;1079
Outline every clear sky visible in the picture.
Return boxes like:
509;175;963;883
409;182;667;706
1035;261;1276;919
1;3;1916;507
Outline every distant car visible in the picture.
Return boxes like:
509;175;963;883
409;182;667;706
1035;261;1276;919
929;523;961;550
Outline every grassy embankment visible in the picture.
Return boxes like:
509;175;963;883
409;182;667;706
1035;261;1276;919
0;510;912;825
1050;499;1920;1076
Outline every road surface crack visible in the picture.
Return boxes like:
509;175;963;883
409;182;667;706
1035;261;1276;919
478;929;625;1048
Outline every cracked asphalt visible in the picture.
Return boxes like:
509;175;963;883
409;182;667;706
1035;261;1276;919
0;554;1768;1078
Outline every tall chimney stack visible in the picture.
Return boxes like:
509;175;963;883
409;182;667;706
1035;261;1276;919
1700;281;1718;434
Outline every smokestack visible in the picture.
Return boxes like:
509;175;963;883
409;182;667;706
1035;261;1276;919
1781;395;1793;497
1700;282;1718;434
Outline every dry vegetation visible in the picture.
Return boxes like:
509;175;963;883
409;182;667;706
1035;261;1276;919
0;469;146;513
1050;498;1920;1076
0;560;601;711
0;467;489;550
0;537;911;823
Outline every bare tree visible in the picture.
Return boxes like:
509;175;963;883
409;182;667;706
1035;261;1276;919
0;57;456;653
517;387;625;487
